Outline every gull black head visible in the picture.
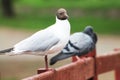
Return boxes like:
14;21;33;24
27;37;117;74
83;26;93;36
56;8;69;20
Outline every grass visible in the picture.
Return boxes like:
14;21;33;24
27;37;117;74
70;16;120;34
15;0;120;9
0;13;120;35
0;0;120;34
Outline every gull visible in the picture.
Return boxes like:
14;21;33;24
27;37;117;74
50;26;97;65
0;8;71;70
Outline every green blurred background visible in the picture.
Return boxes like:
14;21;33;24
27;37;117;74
0;0;120;34
0;0;120;80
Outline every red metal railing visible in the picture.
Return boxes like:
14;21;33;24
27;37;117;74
23;48;120;80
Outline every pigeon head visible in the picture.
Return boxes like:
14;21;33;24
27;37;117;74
84;26;98;44
83;26;93;36
56;8;69;20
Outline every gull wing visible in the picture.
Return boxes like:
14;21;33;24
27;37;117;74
14;29;60;52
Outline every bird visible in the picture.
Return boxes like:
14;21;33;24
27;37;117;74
50;26;97;65
0;8;71;70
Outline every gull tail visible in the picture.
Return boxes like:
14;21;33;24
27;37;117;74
50;51;75;65
0;48;13;54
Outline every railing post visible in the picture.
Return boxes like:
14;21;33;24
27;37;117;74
114;48;120;80
115;68;120;80
72;48;98;80
88;49;98;80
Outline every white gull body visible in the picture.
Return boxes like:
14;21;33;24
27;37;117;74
13;17;70;56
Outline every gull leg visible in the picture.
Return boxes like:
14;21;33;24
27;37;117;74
44;55;56;72
45;55;48;70
37;55;54;74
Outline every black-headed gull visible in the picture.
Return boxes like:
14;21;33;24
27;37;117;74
0;8;71;70
50;26;97;65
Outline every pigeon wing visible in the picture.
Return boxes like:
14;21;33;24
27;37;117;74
63;33;93;55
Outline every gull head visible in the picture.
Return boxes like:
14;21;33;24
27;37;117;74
56;8;69;20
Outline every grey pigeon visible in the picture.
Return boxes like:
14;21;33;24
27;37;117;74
50;26;97;65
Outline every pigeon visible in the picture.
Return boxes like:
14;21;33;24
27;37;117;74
0;8;71;70
50;26;97;65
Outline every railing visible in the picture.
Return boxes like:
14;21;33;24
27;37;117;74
23;48;120;80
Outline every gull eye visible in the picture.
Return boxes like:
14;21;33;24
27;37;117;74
59;12;63;15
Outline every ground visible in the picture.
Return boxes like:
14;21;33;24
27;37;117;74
0;27;120;80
